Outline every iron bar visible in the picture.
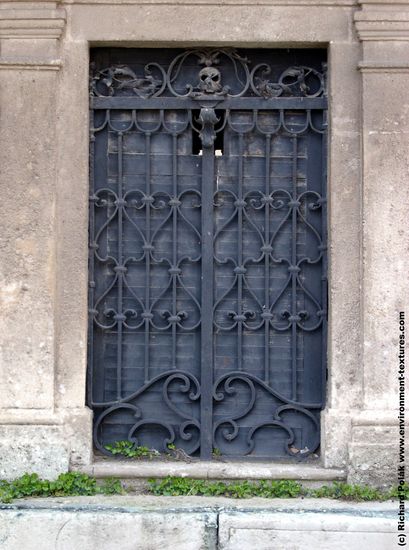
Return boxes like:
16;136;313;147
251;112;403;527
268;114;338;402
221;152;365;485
172;132;178;369
116;131;124;400
321;110;328;405
264;134;271;384
144;131;151;383
92;97;327;111
200;123;215;460
291;136;298;401
237;132;244;372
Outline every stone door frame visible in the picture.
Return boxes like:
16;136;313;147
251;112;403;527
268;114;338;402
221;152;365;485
0;0;406;485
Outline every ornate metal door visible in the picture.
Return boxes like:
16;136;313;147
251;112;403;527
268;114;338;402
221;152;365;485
89;48;327;460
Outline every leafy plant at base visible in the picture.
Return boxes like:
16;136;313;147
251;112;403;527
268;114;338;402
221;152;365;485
0;472;123;504
105;440;159;459
257;480;302;498
148;477;303;498
147;476;406;501
1;473;406;503
310;481;381;501
389;482;409;500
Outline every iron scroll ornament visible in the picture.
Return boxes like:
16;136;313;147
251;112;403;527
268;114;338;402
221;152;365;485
213;373;320;458
90;49;327;99
93;370;201;456
93;370;320;457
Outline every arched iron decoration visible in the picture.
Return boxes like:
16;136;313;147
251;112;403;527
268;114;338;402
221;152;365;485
89;48;327;460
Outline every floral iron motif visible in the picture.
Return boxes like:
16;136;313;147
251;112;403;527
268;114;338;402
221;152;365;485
251;64;326;98
90;64;165;98
90;49;326;99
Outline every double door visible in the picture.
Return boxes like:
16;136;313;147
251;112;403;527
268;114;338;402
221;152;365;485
89;48;327;459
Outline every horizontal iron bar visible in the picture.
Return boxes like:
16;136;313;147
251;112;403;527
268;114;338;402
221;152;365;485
90;400;324;409
91;96;327;110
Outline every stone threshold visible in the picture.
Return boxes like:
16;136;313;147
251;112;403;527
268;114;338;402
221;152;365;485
75;459;346;481
1;495;396;515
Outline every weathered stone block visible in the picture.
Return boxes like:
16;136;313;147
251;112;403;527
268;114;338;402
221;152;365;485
0;425;69;480
218;508;396;550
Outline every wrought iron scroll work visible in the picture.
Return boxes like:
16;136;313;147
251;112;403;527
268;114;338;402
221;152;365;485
93;371;201;456
211;109;326;457
90;50;327;99
213;373;320;457
251;63;327;98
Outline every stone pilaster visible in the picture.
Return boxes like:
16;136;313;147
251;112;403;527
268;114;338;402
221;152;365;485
348;0;409;485
0;2;92;480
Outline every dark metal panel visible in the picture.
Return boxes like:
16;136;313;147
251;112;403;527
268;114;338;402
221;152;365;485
89;48;327;460
211;108;325;458
89;108;202;454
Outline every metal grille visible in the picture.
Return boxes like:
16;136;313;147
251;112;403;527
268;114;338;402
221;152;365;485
89;48;327;460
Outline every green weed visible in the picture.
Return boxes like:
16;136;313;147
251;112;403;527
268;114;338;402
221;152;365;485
0;472;123;503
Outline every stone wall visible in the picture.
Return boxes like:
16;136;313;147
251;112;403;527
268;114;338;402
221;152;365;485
0;0;407;486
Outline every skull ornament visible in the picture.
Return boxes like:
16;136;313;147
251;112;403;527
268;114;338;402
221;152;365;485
198;66;222;94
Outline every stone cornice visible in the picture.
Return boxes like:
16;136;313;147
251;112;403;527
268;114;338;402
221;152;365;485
358;0;409;4
0;59;62;70
355;2;409;41
358;61;409;73
0;7;66;39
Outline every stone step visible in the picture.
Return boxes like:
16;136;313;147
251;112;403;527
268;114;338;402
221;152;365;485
0;496;400;550
76;459;347;485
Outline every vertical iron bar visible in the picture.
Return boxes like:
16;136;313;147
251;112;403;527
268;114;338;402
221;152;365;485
237;133;244;371
264;134;271;384
291;136;298;401
172;132;178;369
88;110;96;405
116;131;124;400
200;138;215;460
321;111;328;407
144;130;151;383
